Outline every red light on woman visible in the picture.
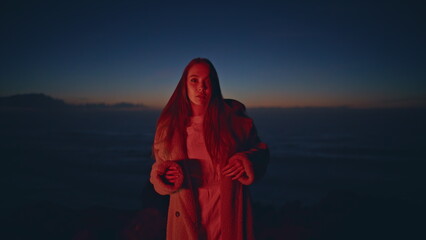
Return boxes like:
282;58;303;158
150;58;269;240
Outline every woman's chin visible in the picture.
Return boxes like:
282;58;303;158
190;100;208;107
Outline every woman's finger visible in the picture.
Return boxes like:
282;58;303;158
166;171;179;175
164;174;179;178
224;166;244;177
227;169;243;179
221;163;233;172
164;173;178;177
166;175;178;180
222;156;239;170
165;173;179;177
222;164;237;174
232;170;245;180
222;164;240;175
223;160;242;173
222;159;242;171
161;170;177;176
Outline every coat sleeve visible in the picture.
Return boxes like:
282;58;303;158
236;118;270;185
149;127;184;195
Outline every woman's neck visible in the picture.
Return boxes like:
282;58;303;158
191;103;207;116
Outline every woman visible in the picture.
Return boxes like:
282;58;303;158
150;58;269;240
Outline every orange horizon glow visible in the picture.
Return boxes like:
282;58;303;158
61;95;426;110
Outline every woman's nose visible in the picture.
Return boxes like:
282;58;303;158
198;85;207;92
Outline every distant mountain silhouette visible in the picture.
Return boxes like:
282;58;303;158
0;93;69;109
0;93;148;110
75;101;148;110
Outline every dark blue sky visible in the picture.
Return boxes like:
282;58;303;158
1;0;425;108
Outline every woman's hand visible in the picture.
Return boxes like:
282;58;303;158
163;166;181;184
222;154;247;180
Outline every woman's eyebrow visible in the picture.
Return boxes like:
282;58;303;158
188;75;210;80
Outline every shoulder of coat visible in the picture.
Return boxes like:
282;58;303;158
223;99;253;135
224;98;246;115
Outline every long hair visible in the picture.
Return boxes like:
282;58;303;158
154;58;235;166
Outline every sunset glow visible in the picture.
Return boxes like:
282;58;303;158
1;1;424;109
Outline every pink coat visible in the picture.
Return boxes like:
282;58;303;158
150;99;269;240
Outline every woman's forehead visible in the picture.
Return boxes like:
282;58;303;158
188;63;210;77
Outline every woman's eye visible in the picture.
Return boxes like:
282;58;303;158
190;78;197;83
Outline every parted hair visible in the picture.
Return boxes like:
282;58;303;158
153;58;236;166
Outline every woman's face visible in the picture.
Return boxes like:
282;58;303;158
186;63;212;106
